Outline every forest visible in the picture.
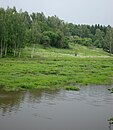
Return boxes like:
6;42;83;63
0;6;113;57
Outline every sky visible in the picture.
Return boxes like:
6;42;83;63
0;0;113;26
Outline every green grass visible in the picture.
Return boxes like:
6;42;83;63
0;43;113;91
64;86;80;91
21;43;110;58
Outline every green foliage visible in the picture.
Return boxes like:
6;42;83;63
64;86;80;91
108;118;113;124
0;6;113;57
67;23;113;54
94;29;105;48
72;36;92;47
0;7;27;57
41;35;50;48
0;7;70;58
41;31;68;48
108;88;113;93
104;26;113;54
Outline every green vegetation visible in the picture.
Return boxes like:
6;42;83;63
108;118;113;124
0;44;113;91
64;86;80;91
0;7;113;58
108;88;113;93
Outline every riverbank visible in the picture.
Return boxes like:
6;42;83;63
0;57;113;91
0;44;113;91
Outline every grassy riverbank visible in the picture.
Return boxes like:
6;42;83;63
0;44;113;91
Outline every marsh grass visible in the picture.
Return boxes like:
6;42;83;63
0;44;113;91
64;86;80;91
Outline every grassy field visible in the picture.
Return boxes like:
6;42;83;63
0;44;113;91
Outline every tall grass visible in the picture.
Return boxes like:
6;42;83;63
0;44;113;91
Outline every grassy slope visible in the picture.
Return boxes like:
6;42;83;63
22;43;110;58
0;43;113;91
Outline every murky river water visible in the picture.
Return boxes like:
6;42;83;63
0;85;113;130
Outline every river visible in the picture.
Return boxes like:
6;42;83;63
0;85;113;130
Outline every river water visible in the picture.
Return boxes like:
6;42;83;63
0;85;113;130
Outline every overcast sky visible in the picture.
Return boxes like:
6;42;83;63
0;0;113;26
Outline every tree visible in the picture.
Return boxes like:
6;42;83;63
41;35;50;48
0;7;29;57
30;21;41;44
41;31;68;48
94;29;105;48
0;8;5;57
104;26;113;54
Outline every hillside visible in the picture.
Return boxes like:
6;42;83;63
22;43;110;59
0;44;113;91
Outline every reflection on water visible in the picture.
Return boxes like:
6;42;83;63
0;85;113;130
0;91;25;115
0;89;60;115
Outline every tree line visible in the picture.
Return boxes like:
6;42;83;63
0;7;113;57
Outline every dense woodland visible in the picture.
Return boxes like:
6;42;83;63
0;7;113;57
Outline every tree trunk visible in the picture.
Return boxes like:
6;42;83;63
1;41;3;58
18;48;21;58
31;44;35;58
109;41;112;56
5;43;7;56
14;42;16;57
